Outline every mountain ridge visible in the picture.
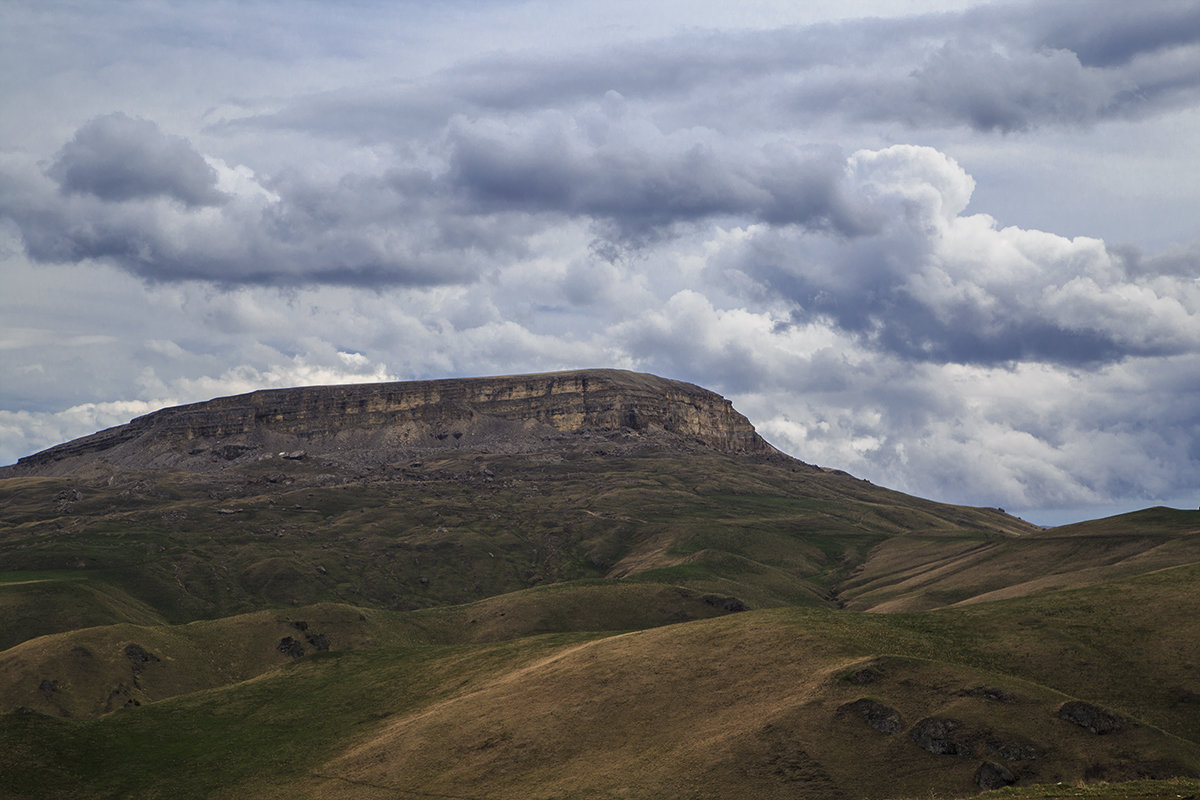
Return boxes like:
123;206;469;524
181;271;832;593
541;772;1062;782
2;369;778;476
4;370;1199;799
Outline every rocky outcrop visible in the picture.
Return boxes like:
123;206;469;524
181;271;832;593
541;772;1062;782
1058;700;1125;734
837;698;903;734
7;369;779;473
974;761;1016;790
910;717;970;755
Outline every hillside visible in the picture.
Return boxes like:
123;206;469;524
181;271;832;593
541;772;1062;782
1;370;1198;799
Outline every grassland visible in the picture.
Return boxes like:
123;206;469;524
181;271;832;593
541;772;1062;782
2;445;1199;798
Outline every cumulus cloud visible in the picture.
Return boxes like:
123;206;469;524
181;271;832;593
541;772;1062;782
6;0;1200;287
905;43;1113;132
1;128;487;286
623;295;1200;513
445;100;859;240
0;400;170;466
48;113;227;207
8;111;1200;374
715;144;1200;366
3;101;861;285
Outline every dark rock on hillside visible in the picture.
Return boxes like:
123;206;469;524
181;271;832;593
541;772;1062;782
988;732;1044;761
702;595;749;612
104;683;139;712
837;698;903;734
911;717;970;755
1059;701;1125;735
124;643;160;672
277;637;305;658
1058;700;1125;734
960;685;1016;703
4;369;780;475
847;666;884;685
975;760;1016;790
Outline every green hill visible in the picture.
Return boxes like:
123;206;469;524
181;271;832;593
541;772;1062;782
1;371;1197;799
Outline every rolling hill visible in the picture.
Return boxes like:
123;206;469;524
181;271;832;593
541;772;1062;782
1;369;1197;799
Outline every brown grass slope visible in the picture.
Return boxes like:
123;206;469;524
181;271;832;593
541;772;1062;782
840;507;1200;612
289;562;1200;800
1;530;1198;798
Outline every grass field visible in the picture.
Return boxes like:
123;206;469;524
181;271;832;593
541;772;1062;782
2;446;1199;798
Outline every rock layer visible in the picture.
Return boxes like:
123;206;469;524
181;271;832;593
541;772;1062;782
6;369;778;473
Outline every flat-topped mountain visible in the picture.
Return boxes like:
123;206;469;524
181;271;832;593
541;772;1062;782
4;369;776;475
3;371;1200;799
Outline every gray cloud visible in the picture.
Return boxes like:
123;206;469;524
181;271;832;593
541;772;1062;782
8;107;1200;370
904;43;1111;132
5;101;869;285
1031;0;1200;67
233;1;1200;143
609;289;1200;513
444;104;862;241
2;131;495;287
48;113;227;207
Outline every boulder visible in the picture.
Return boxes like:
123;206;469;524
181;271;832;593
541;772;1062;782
277;637;305;658
988;732;1044;761
836;698;903;734
124;643;160;674
702;595;748;612
1058;700;1124;734
910;717;968;755
975;761;1016;790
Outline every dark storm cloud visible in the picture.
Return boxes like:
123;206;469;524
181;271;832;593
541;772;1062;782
739;235;1196;368
4;104;870;285
48;113;227;207
1031;0;1200;67
444;107;862;240
1;146;486;287
236;1;1200;143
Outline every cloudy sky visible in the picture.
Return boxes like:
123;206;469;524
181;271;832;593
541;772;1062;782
2;0;1199;524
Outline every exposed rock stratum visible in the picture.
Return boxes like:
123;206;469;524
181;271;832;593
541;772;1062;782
4;369;779;475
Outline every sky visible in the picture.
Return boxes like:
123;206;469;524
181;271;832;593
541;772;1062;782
2;0;1199;526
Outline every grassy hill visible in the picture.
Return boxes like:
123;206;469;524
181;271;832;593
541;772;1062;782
0;449;1039;646
2;373;1199;798
3;564;1199;799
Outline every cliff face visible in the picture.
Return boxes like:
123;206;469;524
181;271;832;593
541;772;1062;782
9;370;779;473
